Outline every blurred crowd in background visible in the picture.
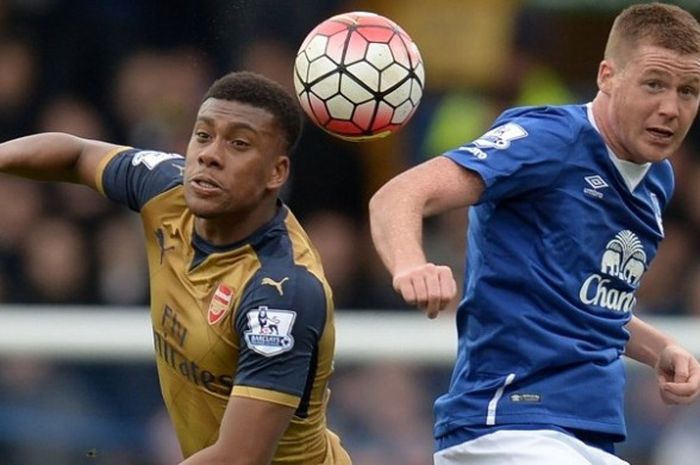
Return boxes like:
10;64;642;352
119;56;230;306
0;1;699;464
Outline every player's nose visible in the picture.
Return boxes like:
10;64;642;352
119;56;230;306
197;141;224;167
658;93;680;119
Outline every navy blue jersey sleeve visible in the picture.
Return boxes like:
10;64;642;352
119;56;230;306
233;266;327;398
102;148;185;211
443;105;576;203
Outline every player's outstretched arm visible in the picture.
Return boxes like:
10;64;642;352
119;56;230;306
178;396;295;465
0;132;123;188
369;156;485;318
626;315;700;405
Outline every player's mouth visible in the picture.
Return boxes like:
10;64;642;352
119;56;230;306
646;126;674;144
189;175;222;195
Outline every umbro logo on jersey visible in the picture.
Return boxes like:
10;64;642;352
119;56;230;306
585;175;608;189
583;175;609;199
261;277;289;296
510;393;541;403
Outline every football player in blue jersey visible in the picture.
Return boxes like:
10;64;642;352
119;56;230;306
370;3;700;465
0;71;351;464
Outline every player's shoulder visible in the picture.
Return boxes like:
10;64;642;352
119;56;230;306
497;104;588;134
102;147;186;211
499;103;585;121
468;104;588;154
118;148;185;176
250;262;326;307
238;205;329;313
239;264;328;337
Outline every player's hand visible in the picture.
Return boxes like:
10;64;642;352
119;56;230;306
392;263;457;319
655;344;700;405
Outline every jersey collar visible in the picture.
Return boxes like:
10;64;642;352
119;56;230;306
190;200;288;268
585;103;650;192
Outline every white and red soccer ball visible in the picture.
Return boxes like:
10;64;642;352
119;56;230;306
294;11;425;141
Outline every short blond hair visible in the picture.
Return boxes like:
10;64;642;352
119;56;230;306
605;2;700;63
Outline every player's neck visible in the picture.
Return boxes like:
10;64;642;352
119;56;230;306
193;200;279;246
591;93;629;162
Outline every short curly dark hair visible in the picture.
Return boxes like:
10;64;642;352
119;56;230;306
202;71;303;155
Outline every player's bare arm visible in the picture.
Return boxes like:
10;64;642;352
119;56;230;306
0;132;122;188
626;315;700;405
179;396;295;465
369;156;485;318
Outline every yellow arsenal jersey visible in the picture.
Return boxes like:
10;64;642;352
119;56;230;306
95;148;351;464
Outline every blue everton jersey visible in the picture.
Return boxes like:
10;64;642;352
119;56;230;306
437;104;673;444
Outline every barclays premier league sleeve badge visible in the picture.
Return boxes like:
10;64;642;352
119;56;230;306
244;306;297;356
473;122;528;150
131;150;183;169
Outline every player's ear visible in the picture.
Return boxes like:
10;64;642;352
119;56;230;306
267;155;289;190
597;59;615;95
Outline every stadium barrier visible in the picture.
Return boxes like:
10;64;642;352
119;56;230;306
0;306;698;363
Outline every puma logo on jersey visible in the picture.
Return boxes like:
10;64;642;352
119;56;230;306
155;228;175;264
261;277;289;296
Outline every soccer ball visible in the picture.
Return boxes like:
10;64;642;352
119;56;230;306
293;11;425;141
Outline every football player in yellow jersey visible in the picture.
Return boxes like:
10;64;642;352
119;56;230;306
0;71;352;465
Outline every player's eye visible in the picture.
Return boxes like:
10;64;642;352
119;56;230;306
230;139;250;149
679;85;699;99
645;80;664;92
194;131;210;141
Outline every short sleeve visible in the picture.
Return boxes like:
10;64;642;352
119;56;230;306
101;148;185;211
443;106;574;203
232;266;327;406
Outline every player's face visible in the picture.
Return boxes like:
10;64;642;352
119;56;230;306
604;44;700;163
184;98;288;219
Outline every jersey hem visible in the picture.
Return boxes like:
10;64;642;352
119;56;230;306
434;414;625;442
232;385;300;408
94;146;132;194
